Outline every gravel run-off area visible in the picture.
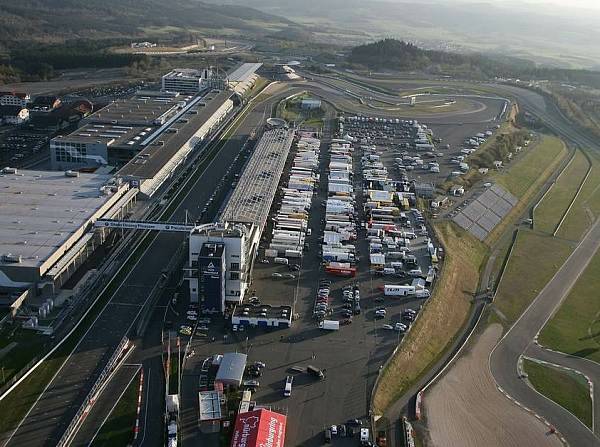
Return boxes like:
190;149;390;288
424;324;563;447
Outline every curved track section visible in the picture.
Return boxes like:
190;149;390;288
490;219;600;446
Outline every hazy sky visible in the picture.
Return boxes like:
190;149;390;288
526;0;600;8
428;0;600;10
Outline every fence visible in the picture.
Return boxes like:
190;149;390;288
56;336;130;447
0;357;39;396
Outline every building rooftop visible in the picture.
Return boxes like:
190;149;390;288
232;303;292;320
221;128;295;230
215;352;247;386
118;89;233;180
200;242;225;258
0;169;127;271
86;91;186;126
53;123;154;150
199;391;223;421
163;68;207;80
228;63;263;83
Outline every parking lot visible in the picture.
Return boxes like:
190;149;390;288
341;115;504;192
0;128;50;166
186;112;438;445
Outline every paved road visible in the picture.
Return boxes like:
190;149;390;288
70;364;141;447
297;74;505;124
490;219;600;446
526;344;600;434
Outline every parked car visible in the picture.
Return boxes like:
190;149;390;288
283;375;293;397
395;322;407;332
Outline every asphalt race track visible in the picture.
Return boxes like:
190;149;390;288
490;219;600;446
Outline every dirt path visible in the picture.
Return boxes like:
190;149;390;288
424;324;563;447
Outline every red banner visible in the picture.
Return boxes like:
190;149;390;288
230;409;286;447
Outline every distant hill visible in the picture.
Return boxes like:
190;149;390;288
349;39;456;71
347;39;600;89
224;0;600;70
0;0;294;45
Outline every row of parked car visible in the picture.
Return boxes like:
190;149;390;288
314;278;333;319
324;419;370;444
380;308;417;333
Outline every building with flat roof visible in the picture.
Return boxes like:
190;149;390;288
0;168;136;304
50;89;235;197
221;127;294;234
232;304;292;328
215;352;247;387
227;63;262;95
50;91;185;171
83;90;184;127
199;390;223;434
119;89;234;197
162;68;213;94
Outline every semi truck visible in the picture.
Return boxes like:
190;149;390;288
382;285;416;296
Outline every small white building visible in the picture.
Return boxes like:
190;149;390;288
450;185;465;196
301;98;322;110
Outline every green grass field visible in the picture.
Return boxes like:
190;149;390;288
534;150;590;236
493;230;573;325
493;136;566;199
0;330;45;387
555;150;600;241
91;371;140;447
523;359;592;428
539;249;600;363
483;135;568;246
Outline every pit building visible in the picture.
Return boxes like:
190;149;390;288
186;123;295;313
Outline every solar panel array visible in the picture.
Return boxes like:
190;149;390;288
453;184;517;240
